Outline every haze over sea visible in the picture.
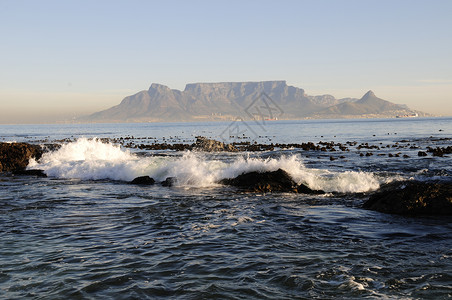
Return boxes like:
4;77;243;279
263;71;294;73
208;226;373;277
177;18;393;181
0;117;451;299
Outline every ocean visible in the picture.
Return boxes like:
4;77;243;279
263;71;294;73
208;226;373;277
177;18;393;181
1;117;451;299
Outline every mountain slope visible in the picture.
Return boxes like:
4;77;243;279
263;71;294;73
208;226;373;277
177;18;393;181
313;90;422;118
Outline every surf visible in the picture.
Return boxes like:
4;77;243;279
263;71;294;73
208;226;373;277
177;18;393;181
29;138;385;193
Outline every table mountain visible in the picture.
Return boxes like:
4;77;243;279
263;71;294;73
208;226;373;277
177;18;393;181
80;81;425;122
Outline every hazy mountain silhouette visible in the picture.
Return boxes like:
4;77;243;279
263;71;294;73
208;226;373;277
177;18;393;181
314;90;413;116
81;81;424;122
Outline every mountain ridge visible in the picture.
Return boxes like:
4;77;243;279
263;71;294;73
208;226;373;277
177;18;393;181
81;81;426;123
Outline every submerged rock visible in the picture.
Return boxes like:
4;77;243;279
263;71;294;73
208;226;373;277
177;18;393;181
0;143;43;172
130;176;155;185
363;181;452;215
193;137;237;152
220;168;324;194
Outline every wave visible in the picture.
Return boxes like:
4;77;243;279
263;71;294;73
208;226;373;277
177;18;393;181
29;138;384;193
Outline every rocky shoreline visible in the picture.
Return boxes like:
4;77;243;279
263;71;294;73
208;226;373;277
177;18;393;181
1;138;451;216
0;142;43;173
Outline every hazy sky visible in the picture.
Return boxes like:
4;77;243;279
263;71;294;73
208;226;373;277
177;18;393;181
1;0;451;123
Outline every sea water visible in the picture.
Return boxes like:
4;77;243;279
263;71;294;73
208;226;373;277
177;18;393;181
0;118;451;299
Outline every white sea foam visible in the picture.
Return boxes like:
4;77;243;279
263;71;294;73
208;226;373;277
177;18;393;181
29;138;384;193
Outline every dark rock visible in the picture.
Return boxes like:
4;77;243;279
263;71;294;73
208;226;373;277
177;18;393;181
12;169;47;177
296;184;325;195
427;146;452;157
42;143;62;152
130;176;155;185
193;137;237;152
0;143;43;172
418;151;428;157
162;177;178;187
220;169;297;192
363;181;452;215
220;168;324;194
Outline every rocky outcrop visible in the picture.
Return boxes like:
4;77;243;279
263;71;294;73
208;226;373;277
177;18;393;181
0;143;43;172
363;181;452;215
220;168;324;194
193;137;237;152
130;176;155;185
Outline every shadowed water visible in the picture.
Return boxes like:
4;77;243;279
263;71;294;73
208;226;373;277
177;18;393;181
1;177;451;299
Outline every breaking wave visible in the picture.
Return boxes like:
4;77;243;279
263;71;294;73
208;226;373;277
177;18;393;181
29;138;383;193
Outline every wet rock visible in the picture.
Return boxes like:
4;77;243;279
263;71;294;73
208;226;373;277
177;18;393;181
296;184;325;195
427;146;452;157
220;168;324;194
220;169;297;192
363;181;452;216
193;137;237;152
0;143;43;172
130;176;155;185
417;151;428;157
162;177;178;187
12;169;47;177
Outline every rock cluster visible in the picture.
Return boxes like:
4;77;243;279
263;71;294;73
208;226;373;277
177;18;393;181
193;137;237;152
363;181;452;215
0;143;43;172
427;146;452;157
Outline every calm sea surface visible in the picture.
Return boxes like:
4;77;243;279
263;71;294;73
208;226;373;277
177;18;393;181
1;118;451;299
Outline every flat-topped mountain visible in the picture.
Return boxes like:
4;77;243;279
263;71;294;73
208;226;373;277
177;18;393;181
81;81;425;122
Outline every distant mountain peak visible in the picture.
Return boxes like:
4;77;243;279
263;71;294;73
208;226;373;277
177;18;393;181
362;90;376;99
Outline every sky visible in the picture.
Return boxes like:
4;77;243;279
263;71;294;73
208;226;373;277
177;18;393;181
1;0;451;124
